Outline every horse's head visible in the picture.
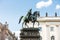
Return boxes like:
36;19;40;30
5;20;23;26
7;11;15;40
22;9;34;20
33;11;40;17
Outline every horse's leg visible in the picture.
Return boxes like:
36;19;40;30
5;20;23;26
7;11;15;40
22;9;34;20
38;21;39;26
25;22;29;28
26;23;29;28
33;22;35;28
25;22;26;28
22;22;24;28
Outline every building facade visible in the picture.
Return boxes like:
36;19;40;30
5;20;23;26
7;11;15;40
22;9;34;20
0;22;17;40
37;16;60;40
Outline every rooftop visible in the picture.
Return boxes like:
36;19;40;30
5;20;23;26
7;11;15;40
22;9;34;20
37;13;60;22
37;17;60;22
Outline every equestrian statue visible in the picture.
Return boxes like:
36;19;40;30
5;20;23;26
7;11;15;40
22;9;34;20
18;9;40;28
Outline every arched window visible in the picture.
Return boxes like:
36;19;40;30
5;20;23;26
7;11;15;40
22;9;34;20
50;27;54;31
51;36;55;40
40;36;42;40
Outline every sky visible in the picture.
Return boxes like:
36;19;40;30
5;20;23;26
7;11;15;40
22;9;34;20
0;0;60;39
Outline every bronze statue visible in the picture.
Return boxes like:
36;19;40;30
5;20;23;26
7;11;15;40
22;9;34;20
19;9;40;28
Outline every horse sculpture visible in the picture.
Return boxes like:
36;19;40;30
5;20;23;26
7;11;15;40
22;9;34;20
32;11;40;27
18;9;40;28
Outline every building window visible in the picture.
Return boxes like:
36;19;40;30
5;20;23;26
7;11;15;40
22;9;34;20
50;27;54;31
51;36;55;40
39;27;42;31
